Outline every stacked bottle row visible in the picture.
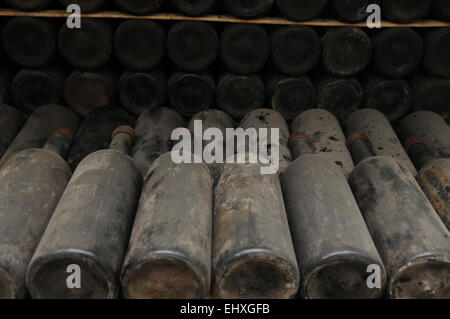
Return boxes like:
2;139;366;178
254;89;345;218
3;0;450;23
0;102;448;299
1;17;449;123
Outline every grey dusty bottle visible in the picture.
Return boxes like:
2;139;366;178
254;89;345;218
115;20;165;72
240;108;292;174
4;0;51;10
121;152;213;299
383;0;433;23
3;17;57;68
275;0;328;22
68;105;135;171
315;76;363;122
404;137;450;231
321;27;372;77
270;26;321;76
216;71;265;120
58;0;107;12
0;128;74;299
132;107;185;178
362;76;412;122
59;19;113;70
410;76;450;123
267;74;316;121
0;104;26;159
291;109;355;178
0;104;80;169
282;134;386;299
64;69;118;116
240;108;290;147
223;0;273;18
115;0;165;15
345;109;417;176
168;71;215;117
171;0;216;16
220;24;270;75
12;64;67;114
424;28;450;78
26;126;142;299
212;154;299;298
330;0;376;22
347;134;450;299
188;109;235;185
118;70;166;116
372;28;423;78
167;22;219;72
398;111;450;159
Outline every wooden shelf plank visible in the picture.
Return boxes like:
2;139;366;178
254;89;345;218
0;9;449;27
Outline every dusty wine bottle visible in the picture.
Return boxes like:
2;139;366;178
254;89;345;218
240;108;292;173
68;105;135;170
132;107;185;178
0;128;74;299
315;76;363;122
348;134;450;299
167;21;218;72
64;69;118;116
363;76;412;122
345;109;417;176
404;138;450;230
372;28;423;78
11;64;67;114
4;0;51;11
26;127;142;299
282;134;386;299
58;0;107;12
168;71;215;117
220;24;270;75
3;17;57;68
188;109;235;184
291;109;355;178
115;0;165;15
115;20;165;72
275;0;328;22
171;0;216;16
330;0;375;22
398;111;450;159
0;104;26;159
321;27;372;77
216;71;265;120
424;28;450;78
213;155;299;298
118;70;166;116
271;26;321;76
223;0;273;18
59;19;113;70
410;76;450;123
383;0;434;23
267;74;316;121
121;152;212;298
0;104;80;169
240;108;290;148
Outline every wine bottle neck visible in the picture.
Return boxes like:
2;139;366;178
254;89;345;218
405;138;436;170
43;128;74;159
109;126;136;155
347;133;376;165
289;133;314;160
